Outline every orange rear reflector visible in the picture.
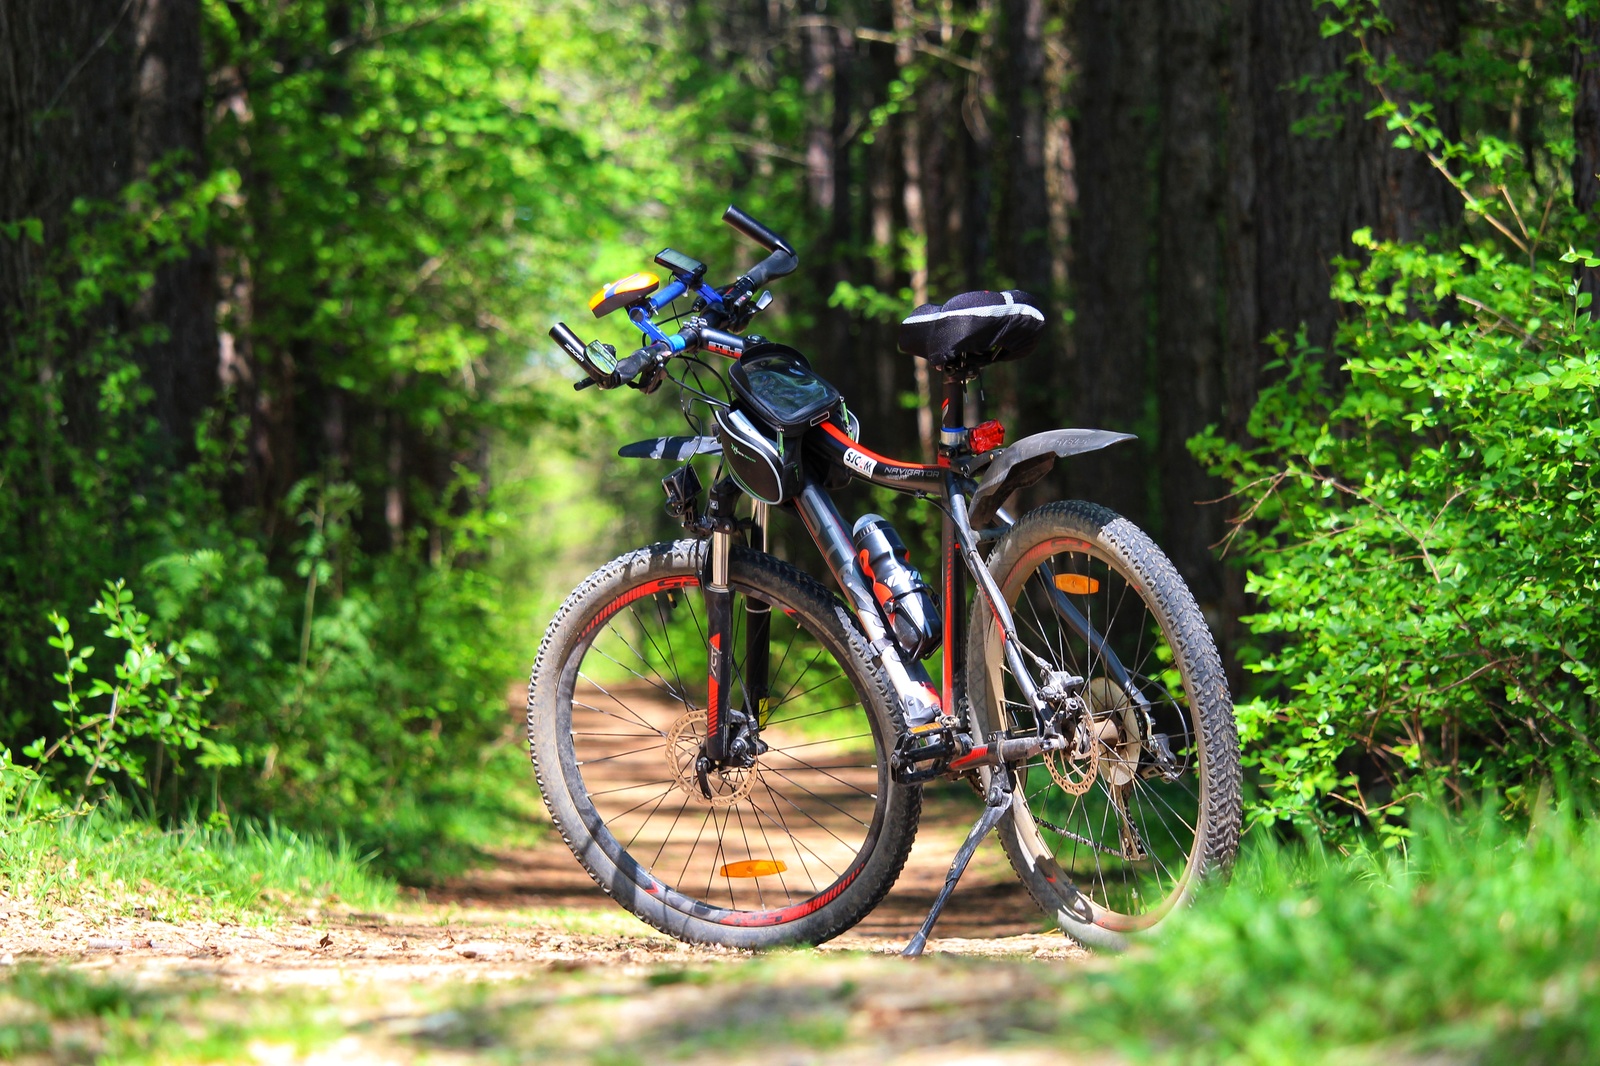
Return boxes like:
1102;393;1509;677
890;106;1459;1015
720;860;788;878
1054;574;1100;595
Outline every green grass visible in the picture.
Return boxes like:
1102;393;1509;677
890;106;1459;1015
1069;796;1600;1064
7;794;1600;1064
0;804;397;922
0;965;338;1064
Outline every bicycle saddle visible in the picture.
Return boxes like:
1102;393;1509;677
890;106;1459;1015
897;289;1046;371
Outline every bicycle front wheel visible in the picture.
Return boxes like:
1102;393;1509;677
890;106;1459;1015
528;539;920;948
966;501;1241;949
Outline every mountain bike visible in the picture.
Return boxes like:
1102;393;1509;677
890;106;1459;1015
529;205;1241;955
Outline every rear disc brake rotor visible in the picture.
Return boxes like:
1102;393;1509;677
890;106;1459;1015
1086;677;1143;787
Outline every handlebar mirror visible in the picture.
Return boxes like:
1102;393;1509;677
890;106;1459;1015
549;322;619;385
583;339;618;377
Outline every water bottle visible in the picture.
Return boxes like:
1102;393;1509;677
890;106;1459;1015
851;514;942;660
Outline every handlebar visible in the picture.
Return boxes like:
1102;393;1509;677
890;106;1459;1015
722;204;794;256
554;205;794;391
721;203;798;305
614;342;670;386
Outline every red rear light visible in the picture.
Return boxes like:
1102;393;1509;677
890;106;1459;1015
971;420;1005;453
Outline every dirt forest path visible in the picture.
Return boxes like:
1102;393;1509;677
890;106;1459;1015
446;680;1064;947
0;690;1094;1063
432;769;1057;945
4;686;1084;978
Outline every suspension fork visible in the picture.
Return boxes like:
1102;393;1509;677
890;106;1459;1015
743;501;771;727
705;528;734;763
701;478;743;763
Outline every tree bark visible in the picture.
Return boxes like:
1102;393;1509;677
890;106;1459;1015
1155;0;1228;619
894;0;936;460
132;0;217;459
1000;0;1071;444
1069;0;1158;525
1574;13;1600;303
1225;0;1459;444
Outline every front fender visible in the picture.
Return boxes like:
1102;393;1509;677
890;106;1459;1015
617;435;722;460
968;428;1136;526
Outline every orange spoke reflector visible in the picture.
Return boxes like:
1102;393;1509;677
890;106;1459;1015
1054;574;1100;595
720;860;788;878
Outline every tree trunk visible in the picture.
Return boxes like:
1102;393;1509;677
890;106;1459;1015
1069;0;1158;525
132;0;217;459
1154;0;1227;620
894;0;936;460
1225;0;1460;444
1574;13;1600;304
1000;0;1071;445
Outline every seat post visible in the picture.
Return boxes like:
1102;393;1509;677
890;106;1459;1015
937;372;974;458
934;368;972;428
962;375;981;428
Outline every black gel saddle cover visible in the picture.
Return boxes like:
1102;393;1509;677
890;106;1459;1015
897;289;1046;371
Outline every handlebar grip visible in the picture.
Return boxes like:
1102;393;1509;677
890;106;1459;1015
740;249;798;293
615;343;667;385
722;204;795;256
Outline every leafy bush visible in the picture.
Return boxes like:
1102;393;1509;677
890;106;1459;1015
1198;235;1600;833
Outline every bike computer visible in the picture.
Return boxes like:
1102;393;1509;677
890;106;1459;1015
653;247;707;284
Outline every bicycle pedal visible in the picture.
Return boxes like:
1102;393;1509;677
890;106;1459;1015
890;724;969;784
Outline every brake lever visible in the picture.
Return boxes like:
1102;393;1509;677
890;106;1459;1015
637;361;670;395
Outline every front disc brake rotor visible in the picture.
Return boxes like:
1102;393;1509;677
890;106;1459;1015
666;709;759;807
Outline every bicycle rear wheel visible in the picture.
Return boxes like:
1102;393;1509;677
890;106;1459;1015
966;501;1241;949
528;539;920;948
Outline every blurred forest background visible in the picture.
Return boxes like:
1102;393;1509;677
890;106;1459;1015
2;0;1598;872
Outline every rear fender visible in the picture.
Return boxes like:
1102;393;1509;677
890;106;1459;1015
968;429;1135;527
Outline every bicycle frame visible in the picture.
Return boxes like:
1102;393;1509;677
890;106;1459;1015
700;371;1128;785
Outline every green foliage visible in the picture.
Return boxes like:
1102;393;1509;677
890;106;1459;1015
0;0;602;875
1192;1;1600;834
1198;234;1600;832
1068;796;1600;1064
23;582;224;807
0;163;230;734
0;801;396;922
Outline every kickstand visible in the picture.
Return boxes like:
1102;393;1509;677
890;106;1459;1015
902;771;1014;958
